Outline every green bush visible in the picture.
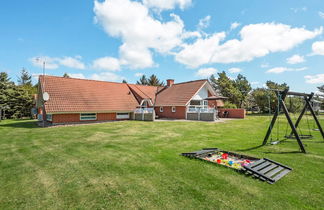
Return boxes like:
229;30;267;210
224;101;237;108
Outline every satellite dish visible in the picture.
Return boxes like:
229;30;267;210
43;92;50;101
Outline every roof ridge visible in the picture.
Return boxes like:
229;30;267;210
128;84;151;99
39;75;129;85
173;79;207;86
129;83;163;88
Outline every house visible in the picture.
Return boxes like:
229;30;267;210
36;75;242;125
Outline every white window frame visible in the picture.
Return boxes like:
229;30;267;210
116;113;130;119
172;106;176;112
80;113;97;121
46;114;52;122
160;107;163;112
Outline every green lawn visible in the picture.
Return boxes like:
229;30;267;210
0;116;323;209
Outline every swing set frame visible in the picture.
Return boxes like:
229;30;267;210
262;89;324;153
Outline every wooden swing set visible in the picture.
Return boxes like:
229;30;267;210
262;89;324;153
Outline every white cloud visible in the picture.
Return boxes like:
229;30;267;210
318;11;324;19
59;57;85;69
94;0;185;69
261;63;269;68
312;41;324;55
286;54;305;64
134;72;144;77
93;1;322;70
291;7;307;13
68;73;86;79
198;15;211;30
92;56;120;71
142;0;192;11
119;44;154;69
228;67;242;73
30;56;86;70
175;32;226;68
251;81;260;85
266;67;307;74
64;72;125;82
196;67;217;77
230;22;240;30
90;72;125;82
304;74;324;84
176;23;322;68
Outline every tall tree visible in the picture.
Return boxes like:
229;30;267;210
122;79;127;83
251;81;289;113
234;74;252;107
147;74;164;86
17;68;32;86
211;71;241;107
0;71;35;119
209;74;218;90
0;72;14;119
63;73;70;78
136;75;148;85
10;86;33;119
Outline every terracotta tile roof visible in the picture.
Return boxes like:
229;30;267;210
127;84;160;103
39;76;212;113
155;80;207;106
39;75;139;113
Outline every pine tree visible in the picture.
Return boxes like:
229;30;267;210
0;72;15;119
63;73;70;78
136;75;148;85
214;71;241;107
0;71;35;119
122;79;127;83
17;68;32;86
234;74;252;107
147;74;164;86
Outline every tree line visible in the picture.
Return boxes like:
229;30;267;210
137;72;324;113
0;69;37;119
1;70;323;119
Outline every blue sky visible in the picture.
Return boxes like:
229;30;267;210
1;0;324;92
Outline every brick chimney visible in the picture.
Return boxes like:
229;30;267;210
167;79;174;87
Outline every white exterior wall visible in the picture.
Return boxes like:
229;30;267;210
192;85;208;100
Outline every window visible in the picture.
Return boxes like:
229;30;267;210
172;106;176;112
117;113;129;119
190;100;201;105
80;113;97;121
46;114;52;122
160;107;163;112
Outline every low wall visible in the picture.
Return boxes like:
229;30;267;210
200;113;215;121
218;108;246;119
186;112;215;121
187;113;198;120
134;112;155;121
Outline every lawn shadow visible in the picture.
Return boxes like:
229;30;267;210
237;145;264;152
0;120;38;129
263;151;303;154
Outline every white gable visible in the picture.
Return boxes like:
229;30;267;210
192;85;208;100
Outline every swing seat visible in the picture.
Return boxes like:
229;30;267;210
284;134;313;139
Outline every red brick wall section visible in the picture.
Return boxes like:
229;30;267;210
52;113;117;123
52;114;80;123
97;113;116;121
218;108;246;119
207;92;224;108
155;106;186;119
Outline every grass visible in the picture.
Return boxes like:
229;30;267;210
0;115;323;209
